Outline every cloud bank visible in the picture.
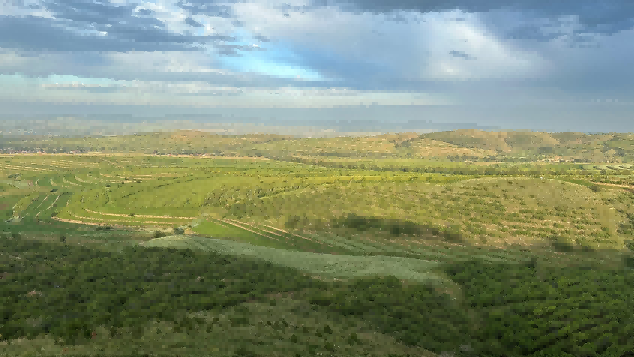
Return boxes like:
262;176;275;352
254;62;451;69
1;0;633;131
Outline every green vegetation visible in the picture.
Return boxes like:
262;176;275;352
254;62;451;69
2;129;634;356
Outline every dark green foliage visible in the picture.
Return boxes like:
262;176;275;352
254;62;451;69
323;324;333;334
95;225;112;231
525;256;538;269
444;259;634;357
549;236;575;252
11;232;21;239
619;213;634;236
233;346;262;357
154;230;167;238
0;238;322;345
348;332;360;345
308;275;475;354
590;184;601;192
623;255;634;269
173;227;185;235
59;233;66;244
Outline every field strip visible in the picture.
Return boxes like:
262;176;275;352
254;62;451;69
143;236;444;284
62;177;79;186
33;195;50;213
50;216;127;227
82;208;196;219
73;176;93;184
53;214;176;226
86;175;104;183
41;195;61;216
594;182;634;191
214;218;281;242
261;224;330;245
226;219;334;247
0;164;50;172
225;220;287;239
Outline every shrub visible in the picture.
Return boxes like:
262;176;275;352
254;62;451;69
154;230;168;238
11;232;21;239
59;234;67;244
590;184;601;192
285;215;302;229
348;332;360;345
549;236;575;252
173;227;185;235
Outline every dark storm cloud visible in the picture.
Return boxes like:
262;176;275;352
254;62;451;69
0;0;237;53
43;85;124;94
253;34;271;42
0;15;204;52
0;15;234;52
41;0;140;25
176;0;235;18
449;50;475;60
185;17;204;27
136;8;154;16
215;43;266;55
320;0;634;38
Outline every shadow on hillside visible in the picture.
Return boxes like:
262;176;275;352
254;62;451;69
286;213;466;244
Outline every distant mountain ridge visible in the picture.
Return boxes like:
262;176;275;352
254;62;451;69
1;129;634;163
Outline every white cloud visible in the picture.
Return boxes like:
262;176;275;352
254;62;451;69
1;0;633;110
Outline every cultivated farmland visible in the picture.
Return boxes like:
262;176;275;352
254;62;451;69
2;129;634;357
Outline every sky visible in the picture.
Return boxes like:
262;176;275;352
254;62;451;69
1;0;633;134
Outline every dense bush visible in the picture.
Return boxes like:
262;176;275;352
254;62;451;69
154;230;168;238
444;259;634;356
0;238;322;345
549;236;575;252
308;275;476;354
